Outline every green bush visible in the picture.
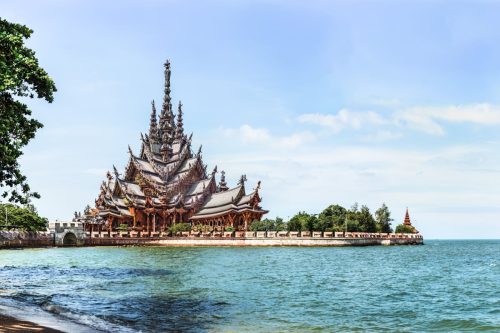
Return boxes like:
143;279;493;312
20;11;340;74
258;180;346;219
117;223;128;231
395;224;416;234
169;223;191;234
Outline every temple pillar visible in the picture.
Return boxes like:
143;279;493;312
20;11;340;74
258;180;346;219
146;214;150;233
152;214;156;233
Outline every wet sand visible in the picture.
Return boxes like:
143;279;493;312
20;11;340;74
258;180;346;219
0;315;64;333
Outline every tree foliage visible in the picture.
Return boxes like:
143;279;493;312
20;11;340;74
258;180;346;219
375;203;394;233
0;203;48;231
169;223;191;234
250;217;286;231
276;203;396;233
0;18;56;204
395;224;416;234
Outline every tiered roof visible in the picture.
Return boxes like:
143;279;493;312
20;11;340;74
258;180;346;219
92;60;267;221
404;208;412;226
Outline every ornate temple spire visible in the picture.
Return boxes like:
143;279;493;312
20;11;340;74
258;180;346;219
158;60;176;161
112;165;120;178
161;60;172;117
218;170;229;192
404;208;412;226
149;100;158;142
175;101;184;140
159;60;175;145
237;174;247;186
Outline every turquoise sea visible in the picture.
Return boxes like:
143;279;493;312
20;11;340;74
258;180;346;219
0;240;499;332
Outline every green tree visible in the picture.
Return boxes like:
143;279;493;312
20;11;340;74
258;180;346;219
0;203;48;231
358;205;377;232
274;217;287;231
318;204;347;231
345;203;361;232
250;219;272;231
0;19;56;204
287;212;313;232
395;224;416;234
375;203;393;233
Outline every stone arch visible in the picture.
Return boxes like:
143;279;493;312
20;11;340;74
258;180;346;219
62;232;78;246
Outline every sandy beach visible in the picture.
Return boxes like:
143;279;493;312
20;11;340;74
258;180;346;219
0;315;64;333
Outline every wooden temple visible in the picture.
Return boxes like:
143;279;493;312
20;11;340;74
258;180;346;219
82;61;268;233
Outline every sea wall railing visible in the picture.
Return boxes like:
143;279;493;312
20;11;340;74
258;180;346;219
87;230;423;240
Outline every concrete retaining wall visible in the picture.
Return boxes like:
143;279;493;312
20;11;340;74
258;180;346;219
0;231;54;249
86;236;423;247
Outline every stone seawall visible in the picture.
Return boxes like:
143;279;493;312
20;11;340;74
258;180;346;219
1;231;423;248
86;236;423;247
0;231;54;249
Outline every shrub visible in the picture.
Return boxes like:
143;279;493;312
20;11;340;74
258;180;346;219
395;224;417;234
169;223;191;234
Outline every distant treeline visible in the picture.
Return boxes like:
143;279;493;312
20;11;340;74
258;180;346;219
249;203;412;233
0;203;48;231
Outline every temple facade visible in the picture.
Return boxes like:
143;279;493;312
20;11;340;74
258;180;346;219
81;61;267;233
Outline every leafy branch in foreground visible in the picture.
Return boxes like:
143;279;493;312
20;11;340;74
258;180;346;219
0;18;56;204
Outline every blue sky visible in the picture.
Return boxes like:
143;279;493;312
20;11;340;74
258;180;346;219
2;0;500;238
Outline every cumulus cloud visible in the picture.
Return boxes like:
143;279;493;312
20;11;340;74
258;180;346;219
222;124;315;148
297;109;386;132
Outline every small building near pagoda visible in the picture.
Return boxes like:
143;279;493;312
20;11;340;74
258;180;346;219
80;61;268;233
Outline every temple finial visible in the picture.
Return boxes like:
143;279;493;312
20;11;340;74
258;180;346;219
218;170;229;192
197;145;203;156
149;100;158;141
112;165;120;178
128;145;133;156
175;101;184;140
404;208;412;226
212;165;217;177
159;60;175;148
237;174;247;186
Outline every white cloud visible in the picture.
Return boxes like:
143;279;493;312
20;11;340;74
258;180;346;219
208;141;500;238
223;125;271;144
222;124;315;148
395;103;500;135
297;109;385;132
297;103;500;137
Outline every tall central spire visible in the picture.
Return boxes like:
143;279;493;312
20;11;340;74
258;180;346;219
159;60;176;160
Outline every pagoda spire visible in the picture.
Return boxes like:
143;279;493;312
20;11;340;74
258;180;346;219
149;100;158;142
404;208;412;226
218;170;229;192
159;60;175;145
237;174;247;186
175;101;184;140
158;60;176;161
